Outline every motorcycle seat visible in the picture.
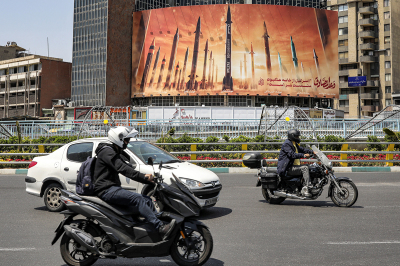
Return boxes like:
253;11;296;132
80;196;135;217
265;168;278;174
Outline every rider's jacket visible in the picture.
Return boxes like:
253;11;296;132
277;139;313;178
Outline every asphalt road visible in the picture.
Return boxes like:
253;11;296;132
1;173;400;266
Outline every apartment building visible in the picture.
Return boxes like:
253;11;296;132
0;55;71;118
328;0;399;117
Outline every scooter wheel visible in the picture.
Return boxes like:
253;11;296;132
262;188;286;205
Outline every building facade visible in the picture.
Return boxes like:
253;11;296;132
0;55;71;118
328;0;399;117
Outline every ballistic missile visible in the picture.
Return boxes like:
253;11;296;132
211;58;214;88
250;43;255;89
187;17;201;91
165;28;179;89
180;47;189;90
201;39;209;90
177;69;181;90
216;65;218;86
263;21;272;74
156;55;166;90
244;53;248;88
149;46;160;88
240;60;243;86
208;51;213;88
173;62;180;89
222;5;233;91
301;62;305;79
140;38;155;91
290;36;298;69
313;49;320;77
278;52;283;79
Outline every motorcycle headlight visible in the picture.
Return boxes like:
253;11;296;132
179;178;205;188
328;162;333;169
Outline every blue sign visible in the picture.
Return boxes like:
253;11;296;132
348;76;367;87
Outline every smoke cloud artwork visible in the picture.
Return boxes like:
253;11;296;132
132;4;338;98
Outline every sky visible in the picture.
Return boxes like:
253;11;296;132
0;1;74;62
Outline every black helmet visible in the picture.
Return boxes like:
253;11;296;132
288;129;301;143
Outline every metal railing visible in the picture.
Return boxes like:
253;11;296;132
1;142;398;166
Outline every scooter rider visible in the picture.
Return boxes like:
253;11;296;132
93;126;176;238
277;129;315;197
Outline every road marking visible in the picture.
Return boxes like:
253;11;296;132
326;241;400;245
357;182;400;187
0;248;36;251
159;259;171;263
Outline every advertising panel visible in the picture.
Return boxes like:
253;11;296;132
348;76;367;87
132;4;338;98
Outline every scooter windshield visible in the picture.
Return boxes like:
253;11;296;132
311;145;332;169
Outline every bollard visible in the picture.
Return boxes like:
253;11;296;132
241;144;248;167
340;144;348;167
191;144;197;162
38;145;45;153
386;144;395;167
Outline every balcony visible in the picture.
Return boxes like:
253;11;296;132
384;43;391;49
339;94;349;100
339;82;349;89
384;31;390;37
359;6;375;14
339;46;348;52
359;43;376;51
360;30;377;39
338;106;349;113
365;80;380;87
360;93;379;99
360;55;378;63
339;70;349;76
362;105;380;112
385;93;392;99
339;58;349;64
359;18;377;27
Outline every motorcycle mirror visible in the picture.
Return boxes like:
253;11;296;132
147;157;154;166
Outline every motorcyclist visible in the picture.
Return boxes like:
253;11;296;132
277;129;315;197
93;126;175;238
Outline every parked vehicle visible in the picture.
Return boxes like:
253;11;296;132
243;145;358;207
52;158;213;266
25;138;221;211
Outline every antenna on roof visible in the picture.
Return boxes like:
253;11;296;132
47;37;49;58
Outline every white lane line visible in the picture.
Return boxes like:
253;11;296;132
357;183;400;187
326;241;400;245
159;259;172;263
0;248;36;251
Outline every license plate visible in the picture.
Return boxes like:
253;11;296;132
205;197;218;206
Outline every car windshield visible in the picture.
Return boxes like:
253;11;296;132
126;141;180;164
311;145;331;168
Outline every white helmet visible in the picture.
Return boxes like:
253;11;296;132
108;126;138;148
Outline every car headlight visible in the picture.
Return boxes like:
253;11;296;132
179;178;205;188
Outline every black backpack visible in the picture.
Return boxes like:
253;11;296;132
76;146;110;196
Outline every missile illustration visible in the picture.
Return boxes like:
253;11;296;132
290;36;298;70
201;39;209;90
211;58;214;88
278;52;283;79
187;17;201;91
222;5;233;91
173;61;180;89
140;38;155;91
313;49;320;77
149;46;160;89
216;65;218;86
244;53;248;89
240;60;243;86
301;62;305;79
208;51;213;88
263;21;272;75
156;55;166;90
165;28;179;90
180;47;189;91
250;43;255;89
177;69;181;90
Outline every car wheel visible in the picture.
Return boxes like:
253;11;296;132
44;183;65;212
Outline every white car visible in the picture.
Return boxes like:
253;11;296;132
25;137;222;212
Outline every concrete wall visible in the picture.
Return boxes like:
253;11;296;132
391;0;400;95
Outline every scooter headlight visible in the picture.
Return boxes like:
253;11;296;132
179;178;205;188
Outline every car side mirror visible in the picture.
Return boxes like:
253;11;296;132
148;157;154;166
262;159;267;167
159;161;163;170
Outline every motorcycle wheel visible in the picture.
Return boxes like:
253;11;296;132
330;180;358;207
60;220;100;266
170;225;213;266
262;188;286;205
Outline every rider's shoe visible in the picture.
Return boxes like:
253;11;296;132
159;219;176;240
301;186;312;197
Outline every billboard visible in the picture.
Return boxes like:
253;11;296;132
348;76;367;87
132;4;338;98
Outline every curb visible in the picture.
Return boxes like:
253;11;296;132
0;169;28;175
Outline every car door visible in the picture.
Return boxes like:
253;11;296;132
61;142;94;191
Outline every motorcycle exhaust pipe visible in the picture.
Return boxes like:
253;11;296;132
64;225;99;254
274;191;306;200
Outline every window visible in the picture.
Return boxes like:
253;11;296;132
386;99;392;106
385;86;391;93
339;52;348;59
127;141;176;164
385;74;391;82
385;61;391;69
384;12;390;19
339;16;348;24
384;24;390;31
384;36;390;44
339;40;348;47
384;0;390;7
67;142;94;162
338;4;348;11
339;28;348;35
339;100;349;107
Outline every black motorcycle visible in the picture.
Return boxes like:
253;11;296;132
243;145;358;207
51;158;213;266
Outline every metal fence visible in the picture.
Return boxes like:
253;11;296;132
0;119;400;140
